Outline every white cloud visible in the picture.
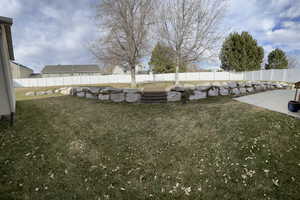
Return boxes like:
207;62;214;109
1;0;22;17
280;1;300;18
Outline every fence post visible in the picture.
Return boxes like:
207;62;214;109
283;69;287;82
270;69;274;81
213;71;216;81
260;70;263;81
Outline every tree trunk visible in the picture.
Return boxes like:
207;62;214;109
175;65;180;86
130;65;137;88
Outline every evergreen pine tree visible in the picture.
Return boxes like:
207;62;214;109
265;49;288;69
220;32;264;71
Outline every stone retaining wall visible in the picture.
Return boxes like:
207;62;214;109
25;81;290;103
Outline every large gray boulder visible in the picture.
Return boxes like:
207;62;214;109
45;90;54;95
36;91;46;96
76;91;85;97
227;82;238;88
111;93;125;102
171;86;185;92
86;93;98;99
167;91;181;102
60;87;73;95
189;90;207;100
231;88;240;96
238;82;246;87
245;82;253;87
25;91;35;96
255;85;263;91
86;87;102;94
195;85;211;91
239;87;247;94
246;87;254;93
126;93;141;103
219;87;229;96
98;94;110;101
208;88;219;97
100;87;123;94
123;88;141;93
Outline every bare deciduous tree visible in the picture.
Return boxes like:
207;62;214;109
91;0;155;87
157;0;227;85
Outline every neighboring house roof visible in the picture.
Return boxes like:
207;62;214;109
42;65;101;74
0;16;14;60
11;61;33;72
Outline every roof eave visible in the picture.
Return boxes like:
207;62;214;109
0;16;14;60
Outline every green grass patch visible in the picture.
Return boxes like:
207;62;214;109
0;90;299;199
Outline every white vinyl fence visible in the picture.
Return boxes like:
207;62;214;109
13;69;300;88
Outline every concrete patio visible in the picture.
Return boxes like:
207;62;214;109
235;90;300;119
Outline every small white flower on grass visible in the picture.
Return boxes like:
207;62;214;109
108;184;114;189
64;169;68;174
224;177;228;184
272;178;279;187
197;186;202;192
241;174;247;179
263;169;270;174
112;166;120;172
50;173;55;179
25;153;31;157
120;187;126;191
181;186;191;196
149;194;153;197
35;187;39;192
44;186;48;190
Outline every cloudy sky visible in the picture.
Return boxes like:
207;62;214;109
1;0;300;72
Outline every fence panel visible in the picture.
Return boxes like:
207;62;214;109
13;69;300;88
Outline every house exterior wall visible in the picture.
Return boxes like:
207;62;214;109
10;62;33;79
0;23;15;116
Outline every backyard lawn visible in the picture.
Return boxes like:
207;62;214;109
0;89;299;200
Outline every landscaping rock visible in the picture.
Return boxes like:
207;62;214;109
238;82;246;87
45;90;53;95
171;86;185;92
86;93;98;99
123;88;141;93
254;85;263;91
98;94;110;101
195;86;211;91
227;82;238;88
231;88;240;96
219;87;229;96
245;82;252;87
87;87;102;94
246;87;254;93
189;90;207;100
60;87;73;95
239;87;247;94
100;87;123;94
111;93;125;102
25;91;35;96
36;91;46;96
167;91;182;102
126;93;141;103
208;88;219;97
77;91;85;97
